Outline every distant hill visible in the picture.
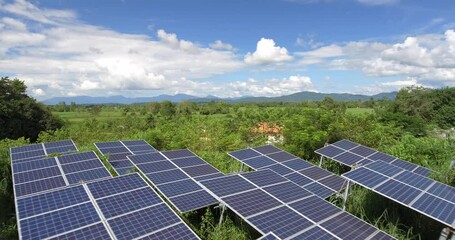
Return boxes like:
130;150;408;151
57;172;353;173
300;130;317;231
42;91;397;105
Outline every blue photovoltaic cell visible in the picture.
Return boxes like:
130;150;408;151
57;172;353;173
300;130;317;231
303;182;336;199
66;168;111;184
127;145;156;153
393;171;433;191
365;161;403;177
138;161;176;173
315;145;344;158
97;188;162;218
161;149;194;159
169;190;218;212
95;141;124;149
332;139;359;150
61;160;104;174
229;149;262;161
43;140;74;149
13;157;57;173
20;203;100;240
294;226;338;240
357;159;373;165
241;170;287;187
222;189;282;217
371;231;395;240
368;152;396;163
171;156;206;168
333;152;364;166
108;204;180;240
12;149;46;161
266;151;296;162
262;163;293;175
248;206;313;239
243;156;276;169
281;158;312;171
253;145;281;155
374;180;422;205
128;152;167;164
139;222;199;240
99;147;129;155
88;174;146;199
390;159;418;171
258;233;280;240
290;196;341;222
108;153;129;161
342;167;388;188
110;160;133;168
146;169;188;185
299;166;332;181
320;212;380;240
182;164;220;177
285;172;313;187
46;146;77;155
411;194;455;226
14;166;61;184
350;146;376;157
263;181;312;203
15;176;66;197
427;182;455;203
121;140;150;146
115;167;134;175
201;175;256;197
318;175;346;192
10;144;43;154
157;179;202;197
57;152;97;164
194;173;225;181
17;185;89;219
47;222;111;240
413;166;431;177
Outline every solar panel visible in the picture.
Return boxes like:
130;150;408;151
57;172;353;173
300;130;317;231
94;140;157;175
316;139;432;176
342;160;455;227
320;212;380;240
258;232;280;240
201;169;392;239
229;145;346;199
15;173;200;239
127;150;220;213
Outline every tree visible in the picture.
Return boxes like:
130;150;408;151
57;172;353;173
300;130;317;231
160;100;176;118
0;77;63;141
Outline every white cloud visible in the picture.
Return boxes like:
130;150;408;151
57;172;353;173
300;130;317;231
352;77;431;95
31;88;45;96
244;38;293;65
0;0;244;99
228;75;315;97
210;40;233;51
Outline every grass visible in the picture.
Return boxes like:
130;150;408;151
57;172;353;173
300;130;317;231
53;111;145;123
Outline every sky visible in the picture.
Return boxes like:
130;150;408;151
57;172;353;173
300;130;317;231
1;0;455;100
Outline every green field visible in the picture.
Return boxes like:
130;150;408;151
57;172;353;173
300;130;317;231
53;111;142;123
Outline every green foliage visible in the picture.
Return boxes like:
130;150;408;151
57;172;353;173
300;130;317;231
0;77;63;141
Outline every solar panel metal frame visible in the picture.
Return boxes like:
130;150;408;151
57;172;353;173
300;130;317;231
10;139;78;163
342;160;455;228
228;145;346;198
316;139;433;177
128;150;220;213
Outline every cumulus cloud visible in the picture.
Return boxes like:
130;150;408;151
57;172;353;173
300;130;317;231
0;0;244;99
32;88;45;96
352;77;432;95
244;38;293;65
228;75;315;97
297;29;455;87
210;40;233;51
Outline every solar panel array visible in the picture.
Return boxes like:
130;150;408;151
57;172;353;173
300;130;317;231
343;160;455;227
94;140;157;175
229;145;346;198
10;140;112;198
316;139;432;176
128;149;222;212
200;169;394;240
16;173;200;240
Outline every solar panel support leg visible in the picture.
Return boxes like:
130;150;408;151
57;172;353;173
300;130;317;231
319;155;324;167
342;180;350;210
240;163;244;173
219;204;226;225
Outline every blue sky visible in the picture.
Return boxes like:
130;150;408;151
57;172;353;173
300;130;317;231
1;0;455;99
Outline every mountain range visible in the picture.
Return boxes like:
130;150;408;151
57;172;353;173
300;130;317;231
42;91;397;105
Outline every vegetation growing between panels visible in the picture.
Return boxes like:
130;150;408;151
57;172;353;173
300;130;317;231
1;78;455;239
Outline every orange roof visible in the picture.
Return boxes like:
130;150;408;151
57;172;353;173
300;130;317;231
253;122;283;134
